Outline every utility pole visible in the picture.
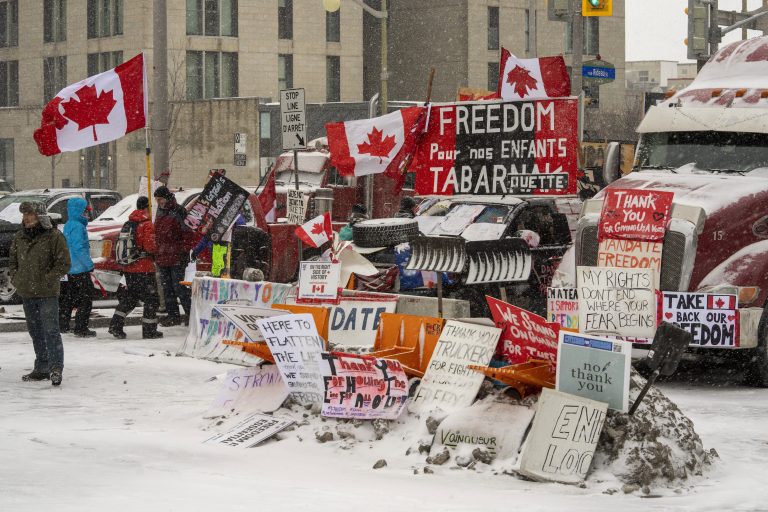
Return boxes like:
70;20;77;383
153;0;170;184
743;0;749;39
571;0;583;96
380;0;388;116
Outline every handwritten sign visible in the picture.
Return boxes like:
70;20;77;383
577;266;656;338
518;389;607;484
409;320;500;414
596;239;662;271
547;288;579;333
255;314;326;405
319;352;409;419
662;292;739;347
298;261;341;301
213;305;282;342
556;332;631;412
287;190;307;224
209;365;289;414
328;296;398;347
184;173;250;242
486;296;559;365
598;189;674;242
204;413;294;448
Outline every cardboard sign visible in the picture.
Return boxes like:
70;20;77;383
287;190;307;224
412;98;579;196
319;352;409;420
598;189;674;242
486;296;559;365
328;295;399;347
184;173;250;243
255;314;326;405
204;413;294;448
298;261;341;301
212;305;282;342
596;239;662;271
409;320;501;414
661;292;739;347
577;266;657;338
209;365;290;414
547;288;579;333
556;332;631;412
518;388;607;484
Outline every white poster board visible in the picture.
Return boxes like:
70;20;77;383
204;413;294;448
209;365;289;414
662;292;739;347
287;190;307;224
518;389;608;484
409;320;501;414
327;296;399;347
298;261;342;301
213;304;283;342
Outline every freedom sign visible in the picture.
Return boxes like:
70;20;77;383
184;173;250;243
412;98;579;196
598;189;674;242
486;296;559;365
661;292;739;347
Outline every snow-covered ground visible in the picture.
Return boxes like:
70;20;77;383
1;328;767;512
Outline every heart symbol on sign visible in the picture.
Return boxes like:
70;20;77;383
664;312;673;320
728;315;736;321
652;212;664;222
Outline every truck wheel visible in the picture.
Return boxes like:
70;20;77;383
352;218;419;248
0;267;19;304
744;308;768;387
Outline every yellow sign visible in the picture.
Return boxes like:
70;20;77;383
582;0;612;16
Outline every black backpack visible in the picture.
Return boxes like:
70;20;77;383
114;220;145;266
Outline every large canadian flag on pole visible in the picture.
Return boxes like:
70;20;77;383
34;53;148;156
326;106;425;177
497;48;571;101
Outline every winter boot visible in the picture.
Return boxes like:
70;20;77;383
73;329;97;338
22;369;50;381
109;315;127;340
142;322;164;339
50;367;62;386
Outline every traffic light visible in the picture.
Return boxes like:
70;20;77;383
582;0;612;17
686;0;711;60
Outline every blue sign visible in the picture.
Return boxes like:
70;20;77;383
582;66;616;80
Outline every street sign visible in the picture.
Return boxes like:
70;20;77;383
234;132;247;167
582;59;616;85
280;88;307;151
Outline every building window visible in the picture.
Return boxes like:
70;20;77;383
44;56;67;102
0;0;18;48
566;17;599;55
84;144;112;189
0;139;13;187
87;51;122;76
87;0;123;39
326;9;340;42
638;70;649;83
278;54;293;91
327;56;340;102
186;51;238;100
488;61;499;92
0;60;18;106
259;111;271;158
488;6;499;51
278;0;293;40
186;0;238;37
525;9;530;54
44;0;66;43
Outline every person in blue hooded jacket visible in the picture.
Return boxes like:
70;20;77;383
59;197;96;337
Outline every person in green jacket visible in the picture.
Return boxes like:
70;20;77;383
10;201;71;386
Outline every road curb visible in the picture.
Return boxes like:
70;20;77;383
0;315;143;333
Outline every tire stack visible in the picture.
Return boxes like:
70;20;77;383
351;218;419;248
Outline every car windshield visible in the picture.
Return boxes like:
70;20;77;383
0;195;47;224
94;194;136;222
635;131;768;174
275;170;324;187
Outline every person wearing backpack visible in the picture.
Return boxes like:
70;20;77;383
108;196;163;340
59;197;96;337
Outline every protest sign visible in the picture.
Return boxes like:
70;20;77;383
212;305;282;342
661;292;739;347
209;365;289;414
486;296;559;365
410;320;501;414
287;190;307;224
298;261;342;301
327;294;399;347
319;352;409;420
556;332;631;412
184;173;250;243
547;288;579;333
204;413;294;448
255;314;326;405
178;278;295;365
598;189;674;242
412;98;579;196
518;388;607;484
596;239;663;271
577;266;657;338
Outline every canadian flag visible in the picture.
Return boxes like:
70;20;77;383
258;168;277;223
497;48;571;101
295;212;332;248
34;53;147;156
326;106;425;177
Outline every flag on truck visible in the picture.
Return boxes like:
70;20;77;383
326;106;425;177
295;212;332;248
258;168;277;223
33;53;147;157
497;48;570;101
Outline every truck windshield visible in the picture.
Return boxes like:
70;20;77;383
275;170;324;187
636;131;768;174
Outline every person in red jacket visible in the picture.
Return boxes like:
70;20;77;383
108;197;163;340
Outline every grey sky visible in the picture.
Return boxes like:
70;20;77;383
626;0;765;62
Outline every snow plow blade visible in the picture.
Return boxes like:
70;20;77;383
406;236;466;273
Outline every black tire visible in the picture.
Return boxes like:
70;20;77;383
352;218;419;248
744;307;768;387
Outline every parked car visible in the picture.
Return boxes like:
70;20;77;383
0;188;122;302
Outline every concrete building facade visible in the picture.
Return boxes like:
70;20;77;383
625;60;679;92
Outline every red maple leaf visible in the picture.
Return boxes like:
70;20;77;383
357;127;397;163
311;222;325;235
506;65;539;98
61;84;117;142
715;298;725;308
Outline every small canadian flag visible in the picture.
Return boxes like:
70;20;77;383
34;53;147;156
295;212;333;248
497;48;571;101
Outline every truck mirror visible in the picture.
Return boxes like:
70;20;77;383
601;142;622;186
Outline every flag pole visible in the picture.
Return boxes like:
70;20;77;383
143;52;153;218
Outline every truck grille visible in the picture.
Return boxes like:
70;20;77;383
578;225;687;290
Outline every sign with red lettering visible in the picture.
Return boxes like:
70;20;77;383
598;189;674;242
412;98;579;196
547;287;579;333
661;292;739;347
298;261;341;301
486;296;559;365
597;239;663;271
